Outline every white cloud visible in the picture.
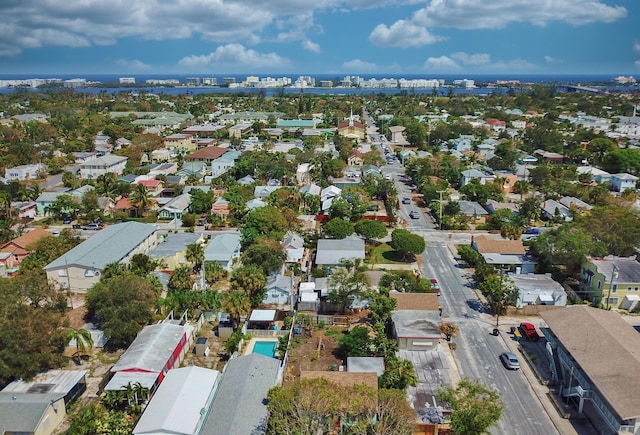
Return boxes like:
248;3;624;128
177;44;290;72
116;58;152;71
369;20;444;47
423;56;460;71
302;40;321;53
544;55;565;64
634;41;640;53
342;59;377;72
451;52;490;65
413;0;627;29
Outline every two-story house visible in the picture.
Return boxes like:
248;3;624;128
580;255;640;309
79;155;127;179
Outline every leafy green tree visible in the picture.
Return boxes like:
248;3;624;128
456;244;484;268
129;254;157;276
337;326;372;358
323;218;354;239
478;274;518;328
379;356;418;390
45;194;80;219
354;219;387;241
85;274;158;349
189;188;214;214
61;170;80;189
367;292;397;323
390;229;426;261
20;229;82;272
240;238;286;275
243;205;289;245
518;197;541;224
328;260;369;313
512;179;531;200
129;183;152;217
437;379;503;435
168;265;194;292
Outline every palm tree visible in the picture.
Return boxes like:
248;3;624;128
168;265;195;292
130;183;152;217
66;327;94;364
223;290;251;329
513;180;531;200
186;242;205;274
96;173;118;199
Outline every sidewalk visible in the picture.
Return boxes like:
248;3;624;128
498;321;578;435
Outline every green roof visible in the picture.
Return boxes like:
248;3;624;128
278;119;315;128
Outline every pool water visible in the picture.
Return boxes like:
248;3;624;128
252;341;277;358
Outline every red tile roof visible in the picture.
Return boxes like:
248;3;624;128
185;146;228;160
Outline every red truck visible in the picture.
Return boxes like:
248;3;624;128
519;322;540;341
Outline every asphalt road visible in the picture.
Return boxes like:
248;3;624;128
365;116;558;434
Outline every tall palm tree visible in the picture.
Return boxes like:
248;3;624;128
66;327;94;364
223;290;251;329
130;184;152;217
513;180;531;200
186;242;205;274
96;172;118;199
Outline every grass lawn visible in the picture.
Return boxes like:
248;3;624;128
366;243;410;264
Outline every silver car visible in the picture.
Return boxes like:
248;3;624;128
500;352;520;370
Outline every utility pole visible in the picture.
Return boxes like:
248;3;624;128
606;263;619;310
436;190;446;231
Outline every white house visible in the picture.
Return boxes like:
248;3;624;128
4;163;45;181
79;155;128;179
510;273;567;308
263;274;294;306
610;173;638;193
204;233;241;271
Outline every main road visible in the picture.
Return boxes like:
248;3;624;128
366;111;558;434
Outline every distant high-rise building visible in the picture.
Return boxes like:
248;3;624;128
119;77;136;84
186;77;202;86
222;77;236;85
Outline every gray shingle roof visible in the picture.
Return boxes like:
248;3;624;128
44;222;157;271
204;234;241;263
315;236;365;265
0;393;65;433
199;353;280;435
149;233;201;259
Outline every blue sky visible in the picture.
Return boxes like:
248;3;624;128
0;0;639;75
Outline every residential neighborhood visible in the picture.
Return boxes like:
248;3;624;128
0;81;640;435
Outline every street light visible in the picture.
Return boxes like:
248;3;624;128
436;190;446;231
606;263;619;310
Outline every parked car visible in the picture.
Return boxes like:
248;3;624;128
524;228;541;235
519;322;540;341
62;215;73;224
409;210;420;219
499;352;520;370
430;279;441;296
81;223;102;231
402;197;411;204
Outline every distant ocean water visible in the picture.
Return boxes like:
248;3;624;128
0;73;637;96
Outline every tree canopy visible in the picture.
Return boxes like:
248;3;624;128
438;379;503;435
390;229;426;261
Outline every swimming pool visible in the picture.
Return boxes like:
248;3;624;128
252;341;277;358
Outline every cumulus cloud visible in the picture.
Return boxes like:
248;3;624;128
451;52;490;65
369;20;444;47
116;58;152;71
634;41;640;53
413;0;627;29
423;56;460;71
302;40;321;53
177;44;290;72
342;59;377;72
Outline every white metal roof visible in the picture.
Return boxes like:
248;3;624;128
249;309;277;322
133;366;219;435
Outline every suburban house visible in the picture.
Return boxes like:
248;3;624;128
227;123;252;139
534;149;565;164
580;256;640;309
149;232;204;271
148;162;178;177
177;161;208;180
217;111;284;125
254;185;281;200
389;125;409;145
185;146;228;164
300;182;321;197
79;154;128;179
509;273;567;308
151;148;172;162
164;133;195;152
182;123;226;137
541;199;573;222
237;175;256;186
246;198;267;210
106;320;193;394
211;149;240;177
456;201;489;224
0;227;52;270
610;173;638;192
541;306;640;434
559;196;592;213
44;222;159;292
391;307;441;351
72;151;98;163
10;200;37;220
471;235;534;273
136;179;164;196
204;233;241;271
158;193;191;220
576;166;612;184
133;366;220;435
198;353;281;435
315;236;365;268
296;163;313;184
347;357;385;377
298;281;320;311
460;168;487;186
4;163;45;181
282;231;305;264
94;133;112;154
210;197;231;218
485;199;519;215
263;273;294;306
0;370;87;435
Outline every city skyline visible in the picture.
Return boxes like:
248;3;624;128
1;1;639;75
